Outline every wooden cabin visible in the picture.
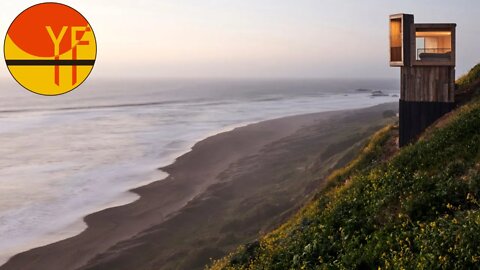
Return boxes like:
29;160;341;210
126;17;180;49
389;14;456;147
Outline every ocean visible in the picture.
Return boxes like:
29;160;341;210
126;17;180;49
0;78;398;265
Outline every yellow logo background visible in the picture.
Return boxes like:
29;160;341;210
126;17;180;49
4;3;96;96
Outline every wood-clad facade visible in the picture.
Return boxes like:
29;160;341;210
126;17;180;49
400;66;455;102
390;14;456;147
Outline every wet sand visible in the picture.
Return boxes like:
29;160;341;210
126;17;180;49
1;103;397;270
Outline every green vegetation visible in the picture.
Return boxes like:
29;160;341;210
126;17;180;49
209;67;480;270
456;63;480;90
456;64;480;106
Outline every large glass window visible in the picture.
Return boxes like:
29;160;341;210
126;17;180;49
415;30;452;62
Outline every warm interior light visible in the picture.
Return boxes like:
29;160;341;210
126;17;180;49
390;19;402;62
416;31;451;37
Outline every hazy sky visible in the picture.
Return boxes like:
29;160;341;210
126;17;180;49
0;0;479;79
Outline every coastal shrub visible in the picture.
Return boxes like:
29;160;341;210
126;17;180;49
208;82;480;269
456;63;480;90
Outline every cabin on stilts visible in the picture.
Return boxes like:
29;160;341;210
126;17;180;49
389;14;456;147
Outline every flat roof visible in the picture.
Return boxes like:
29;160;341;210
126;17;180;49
414;23;457;29
390;13;413;18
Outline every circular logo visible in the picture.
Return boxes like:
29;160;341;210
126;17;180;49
4;3;96;96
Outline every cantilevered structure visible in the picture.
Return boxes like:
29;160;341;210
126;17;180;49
390;14;456;147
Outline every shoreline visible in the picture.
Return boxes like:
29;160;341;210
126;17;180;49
0;119;273;266
1;102;398;270
0;121;260;267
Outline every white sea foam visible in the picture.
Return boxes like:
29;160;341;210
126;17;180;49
0;79;398;265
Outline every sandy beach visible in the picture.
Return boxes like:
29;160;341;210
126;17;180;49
1;103;397;270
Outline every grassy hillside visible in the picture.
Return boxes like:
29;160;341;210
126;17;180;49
209;65;480;270
456;64;480;106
